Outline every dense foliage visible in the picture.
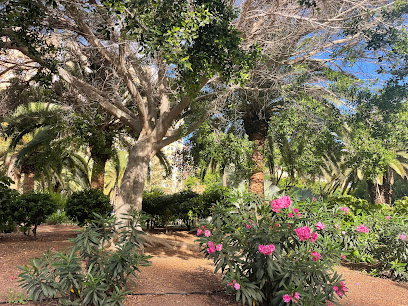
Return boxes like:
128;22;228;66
142;186;229;229
19;211;151;305
14;192;58;237
0;176;57;236
66;189;113;226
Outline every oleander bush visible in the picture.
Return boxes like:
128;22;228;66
19;211;152;306
197;193;345;306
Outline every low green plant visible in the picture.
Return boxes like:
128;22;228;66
19;211;152;305
66;189;113;226
45;210;71;225
2;290;27;305
197;193;345;305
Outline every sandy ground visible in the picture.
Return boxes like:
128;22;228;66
0;225;407;305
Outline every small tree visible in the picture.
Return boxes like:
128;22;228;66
66;189;113;226
14;192;57;237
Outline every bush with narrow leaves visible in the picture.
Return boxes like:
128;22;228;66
197;193;345;306
18;211;152;305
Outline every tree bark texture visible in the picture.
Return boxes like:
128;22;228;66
243;108;269;197
114;140;154;219
366;172;393;205
90;155;108;190
22;172;35;193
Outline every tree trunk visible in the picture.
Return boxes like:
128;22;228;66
243;108;269;197
366;172;392;205
249;139;265;196
114;140;153;219
91;155;108;190
22;172;35;193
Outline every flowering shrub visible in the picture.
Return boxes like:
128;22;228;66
296;198;408;281
197;193;344;305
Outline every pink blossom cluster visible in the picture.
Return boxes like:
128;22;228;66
270;196;292;213
341;254;346;260
258;244;275;255
385;216;391;220
339;207;349;214
196;225;208;236
283;292;300;303
333;282;348;297
311;251;321;261
246;220;255;229
316;222;325;230
227;280;240;290
288;208;301;218
310;232;318;243
207;241;223;254
9;274;18;280
356;225;369;233
400;234;406;240
295;226;311;241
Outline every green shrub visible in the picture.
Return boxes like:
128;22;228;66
0;176;19;233
198;194;345;305
19;211;151;305
66;189;113;226
142;187;230;229
394;197;408;215
45;211;70;225
297;198;408;281
14;192;58;237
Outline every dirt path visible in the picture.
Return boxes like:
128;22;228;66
0;225;407;306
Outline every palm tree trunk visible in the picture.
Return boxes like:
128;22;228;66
249;138;265;196
243;109;269;197
22;172;35;193
91;155;108;190
367;172;393;205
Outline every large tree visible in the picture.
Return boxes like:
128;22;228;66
0;0;256;216
223;0;408;195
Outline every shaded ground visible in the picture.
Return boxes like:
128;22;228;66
0;225;407;305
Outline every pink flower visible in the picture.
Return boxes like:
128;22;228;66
288;213;294;218
356;225;369;233
335;224;341;229
316;222;325;230
271;196;292;213
326;302;333;306
196;229;202;236
342;231;346;235
216;244;223;251
258;244;275;255
386;216;391;220
400;234;406;240
310;232;318;243
295;226;311;241
51;247;56;252
341;254;346;260
204;230;211;237
293;208;299;213
333;282;347;296
207;246;216;254
246;224;251;229
227;280;240;290
340;207;349;214
311;251;321;261
208;241;214;248
283;295;292;303
293;292;300;301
